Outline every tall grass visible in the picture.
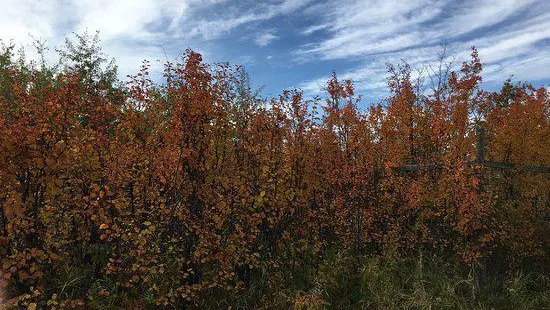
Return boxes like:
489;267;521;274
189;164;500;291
194;252;549;310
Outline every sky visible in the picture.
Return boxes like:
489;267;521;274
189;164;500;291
2;0;550;105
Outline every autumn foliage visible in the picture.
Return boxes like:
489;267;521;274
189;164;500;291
0;38;548;308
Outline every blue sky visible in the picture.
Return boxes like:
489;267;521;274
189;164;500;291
2;0;550;106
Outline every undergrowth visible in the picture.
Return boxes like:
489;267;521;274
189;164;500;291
193;252;549;310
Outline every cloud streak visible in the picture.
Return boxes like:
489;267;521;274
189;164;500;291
255;30;278;47
1;0;549;100
296;0;550;97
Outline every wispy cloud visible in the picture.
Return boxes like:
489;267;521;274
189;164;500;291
296;0;550;97
1;0;310;76
295;0;444;59
1;0;549;100
300;24;330;36
255;30;278;47
176;0;314;40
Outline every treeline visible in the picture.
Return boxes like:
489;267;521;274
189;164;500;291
0;34;549;308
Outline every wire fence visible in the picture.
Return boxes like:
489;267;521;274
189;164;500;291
392;125;550;174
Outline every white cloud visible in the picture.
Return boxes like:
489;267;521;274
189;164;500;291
1;0;549;96
177;0;314;40
0;0;195;74
429;0;537;40
295;0;445;59
296;0;550;96
73;0;188;40
295;0;541;61
0;0;59;45
0;0;310;78
255;30;278;47
301;24;330;35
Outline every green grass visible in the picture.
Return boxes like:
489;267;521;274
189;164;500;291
193;252;549;310
69;250;549;309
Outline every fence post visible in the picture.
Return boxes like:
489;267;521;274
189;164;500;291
473;128;490;283
476;125;485;164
